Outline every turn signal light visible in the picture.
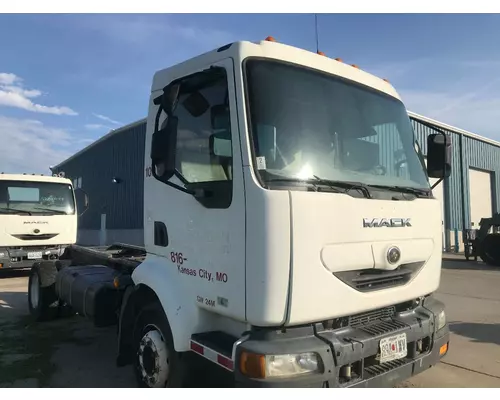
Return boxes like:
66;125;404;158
0;263;3;268
240;351;266;379
439;343;448;356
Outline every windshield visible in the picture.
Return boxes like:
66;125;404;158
244;59;430;192
0;180;75;215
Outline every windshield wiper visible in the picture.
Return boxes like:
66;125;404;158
368;185;431;197
0;207;32;215
311;176;372;199
33;207;69;215
265;175;372;198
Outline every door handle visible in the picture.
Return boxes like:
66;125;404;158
154;221;168;247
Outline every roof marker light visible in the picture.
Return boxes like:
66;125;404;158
351;64;360;69
335;58;343;62
317;51;326;56
265;36;276;42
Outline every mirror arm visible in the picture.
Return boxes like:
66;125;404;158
431;178;444;190
164;180;196;196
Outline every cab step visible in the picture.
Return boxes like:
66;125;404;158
190;331;238;371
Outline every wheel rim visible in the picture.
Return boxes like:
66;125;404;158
137;325;170;387
30;272;40;309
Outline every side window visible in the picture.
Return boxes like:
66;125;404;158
171;70;232;184
153;67;234;209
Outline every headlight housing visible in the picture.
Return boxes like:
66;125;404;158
240;351;322;379
436;309;446;331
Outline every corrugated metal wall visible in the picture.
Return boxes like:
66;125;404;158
53;121;146;231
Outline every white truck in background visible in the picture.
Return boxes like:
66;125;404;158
28;38;452;388
0;173;87;272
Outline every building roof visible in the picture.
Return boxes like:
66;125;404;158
408;111;500;148
51;118;147;171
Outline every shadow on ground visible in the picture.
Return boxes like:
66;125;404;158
0;269;30;279
449;321;500;345
442;260;500;272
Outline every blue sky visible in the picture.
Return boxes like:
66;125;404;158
1;13;500;173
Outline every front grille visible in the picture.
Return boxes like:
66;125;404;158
333;261;425;292
359;319;407;336
11;233;58;241
348;306;396;328
353;269;412;291
364;358;409;377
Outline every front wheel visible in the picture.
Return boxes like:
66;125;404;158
132;303;186;388
28;262;59;321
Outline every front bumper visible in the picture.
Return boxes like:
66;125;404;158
234;298;449;388
0;246;65;270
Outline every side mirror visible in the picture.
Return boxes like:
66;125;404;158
150;116;179;181
74;187;89;217
427;133;452;179
209;132;232;158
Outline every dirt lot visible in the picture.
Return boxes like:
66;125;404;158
1;259;500;388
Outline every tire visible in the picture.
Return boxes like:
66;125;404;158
132;303;186;388
479;233;500;266
28;262;59;321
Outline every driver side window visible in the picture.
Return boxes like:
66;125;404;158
170;70;233;185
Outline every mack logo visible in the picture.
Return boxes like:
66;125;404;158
23;221;49;225
363;218;412;228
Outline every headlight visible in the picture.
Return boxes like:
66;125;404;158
240;351;322;379
436;309;446;331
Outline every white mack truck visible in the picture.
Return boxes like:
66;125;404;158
0;173;86;272
27;37;451;388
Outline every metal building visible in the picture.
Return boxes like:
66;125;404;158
52;112;500;252
52;119;146;246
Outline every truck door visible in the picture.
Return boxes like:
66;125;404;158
144;58;246;321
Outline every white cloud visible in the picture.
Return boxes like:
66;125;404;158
85;123;113;131
0;72;77;116
0;73;20;85
92;113;120;125
0;115;89;174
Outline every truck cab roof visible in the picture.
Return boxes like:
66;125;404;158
151;39;401;101
0;173;73;185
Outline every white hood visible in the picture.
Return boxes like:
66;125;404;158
285;191;442;325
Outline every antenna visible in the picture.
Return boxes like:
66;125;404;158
314;14;319;53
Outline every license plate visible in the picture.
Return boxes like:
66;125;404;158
379;333;407;363
27;252;43;260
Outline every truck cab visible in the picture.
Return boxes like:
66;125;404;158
136;38;451;386
28;38;451;388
